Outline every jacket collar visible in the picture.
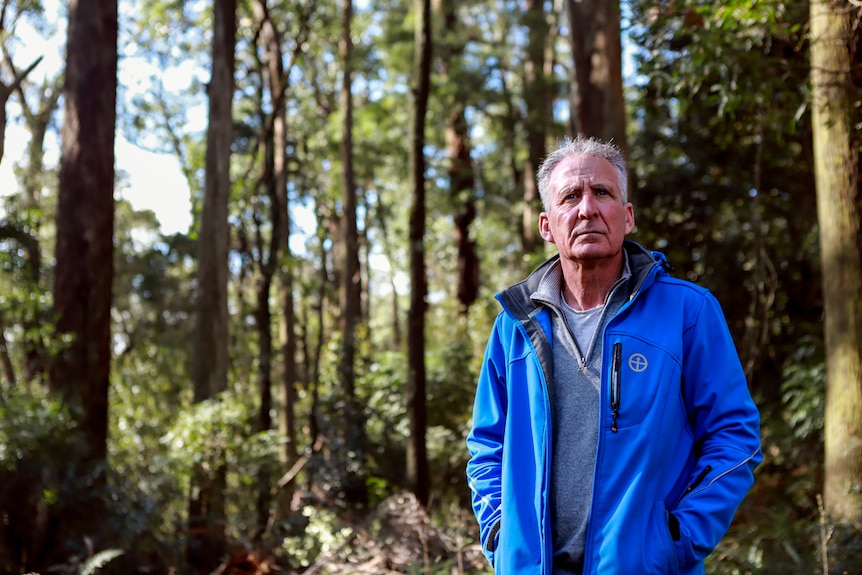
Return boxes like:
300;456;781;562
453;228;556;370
497;240;663;322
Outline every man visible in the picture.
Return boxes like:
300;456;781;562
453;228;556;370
466;135;762;574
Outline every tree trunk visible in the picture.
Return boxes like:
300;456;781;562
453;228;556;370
254;226;275;537
811;0;862;530
440;0;479;311
52;0;117;466
187;0;235;570
371;189;403;348
250;0;288;537
566;0;627;152
338;0;368;507
44;0;116;566
0;311;15;391
278;272;298;482
406;0;432;508
521;0;554;258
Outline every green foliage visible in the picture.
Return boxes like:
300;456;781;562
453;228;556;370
0;384;79;473
162;393;255;481
781;338;826;443
0;385;117;572
277;506;351;568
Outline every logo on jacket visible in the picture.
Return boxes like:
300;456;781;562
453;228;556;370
628;353;648;373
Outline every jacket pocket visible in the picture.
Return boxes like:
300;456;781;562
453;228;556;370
643;501;679;575
603;338;679;430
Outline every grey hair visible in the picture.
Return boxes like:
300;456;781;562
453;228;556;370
536;135;628;209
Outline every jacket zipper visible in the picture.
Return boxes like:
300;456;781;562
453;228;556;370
676;446;761;510
611;342;622;433
580;255;661;573
686;465;712;493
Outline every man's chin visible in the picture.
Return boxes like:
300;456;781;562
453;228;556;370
566;245;621;262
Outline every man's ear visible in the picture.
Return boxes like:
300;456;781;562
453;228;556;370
625;203;635;235
539;212;555;243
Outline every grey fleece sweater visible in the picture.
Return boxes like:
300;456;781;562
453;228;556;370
530;256;632;574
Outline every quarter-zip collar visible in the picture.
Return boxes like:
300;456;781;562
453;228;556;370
529;255;632;368
497;240;663;325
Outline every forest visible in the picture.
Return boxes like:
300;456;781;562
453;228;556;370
0;0;860;573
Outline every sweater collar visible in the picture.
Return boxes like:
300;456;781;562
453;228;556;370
497;240;662;322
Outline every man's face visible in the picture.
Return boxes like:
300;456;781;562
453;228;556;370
538;154;634;265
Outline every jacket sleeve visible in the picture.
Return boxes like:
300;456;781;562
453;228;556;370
672;291;763;566
466;314;509;567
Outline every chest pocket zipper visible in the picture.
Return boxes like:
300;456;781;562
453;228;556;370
611;342;622;433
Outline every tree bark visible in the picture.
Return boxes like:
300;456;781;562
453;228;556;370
521;0;554;257
42;0;116;565
250;0;282;537
440;0;479;311
187;0;235;569
338;0;368;506
51;0;117;466
406;0;432;508
566;0;627;153
811;0;862;527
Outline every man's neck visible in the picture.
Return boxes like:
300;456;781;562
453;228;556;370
560;255;624;311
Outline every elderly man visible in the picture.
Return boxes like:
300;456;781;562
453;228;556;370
466;135;762;574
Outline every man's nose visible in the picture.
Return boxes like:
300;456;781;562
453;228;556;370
578;190;598;218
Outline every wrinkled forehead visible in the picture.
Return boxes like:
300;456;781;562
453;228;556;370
549;155;620;193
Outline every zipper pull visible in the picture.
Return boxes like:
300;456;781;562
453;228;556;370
686;465;713;493
611;342;622;433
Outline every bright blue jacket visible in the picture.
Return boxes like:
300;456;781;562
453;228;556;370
466;242;762;574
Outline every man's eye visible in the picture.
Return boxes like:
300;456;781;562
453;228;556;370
596;189;610;196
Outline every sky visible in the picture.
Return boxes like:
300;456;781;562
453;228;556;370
1;125;193;236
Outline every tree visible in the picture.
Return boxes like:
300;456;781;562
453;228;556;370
51;0;117;464
810;0;862;553
406;0;432;508
439;0;479;311
187;0;236;570
521;0;557;259
337;0;369;507
565;0;626;151
42;0;117;564
249;0;286;537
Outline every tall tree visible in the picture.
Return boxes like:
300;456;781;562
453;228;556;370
22;0;116;567
250;0;285;537
338;0;368;506
406;0;432;507
810;0;862;533
51;0;117;466
187;0;236;570
521;0;556;258
439;0;478;311
565;0;626;151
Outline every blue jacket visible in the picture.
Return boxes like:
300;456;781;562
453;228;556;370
466;242;762;574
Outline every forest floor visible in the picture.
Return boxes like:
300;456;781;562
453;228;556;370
212;492;490;575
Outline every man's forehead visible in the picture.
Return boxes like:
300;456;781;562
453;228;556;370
550;156;617;188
